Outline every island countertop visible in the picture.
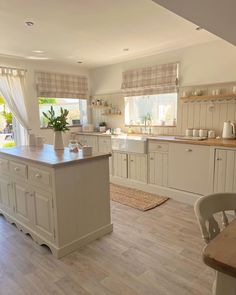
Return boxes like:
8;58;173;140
0;144;111;167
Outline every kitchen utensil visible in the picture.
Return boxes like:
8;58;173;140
222;121;236;139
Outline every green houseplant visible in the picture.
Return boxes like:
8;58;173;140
43;106;69;150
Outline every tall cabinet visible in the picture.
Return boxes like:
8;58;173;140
214;149;236;193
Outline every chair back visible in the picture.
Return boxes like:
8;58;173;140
194;193;236;244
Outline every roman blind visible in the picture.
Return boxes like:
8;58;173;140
35;71;89;99
121;62;179;97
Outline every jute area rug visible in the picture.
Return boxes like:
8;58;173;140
110;183;169;211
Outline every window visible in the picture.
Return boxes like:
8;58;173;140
125;93;177;126
39;98;87;128
0;96;15;147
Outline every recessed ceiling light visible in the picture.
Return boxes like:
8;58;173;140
196;26;202;31
25;21;34;27
32;50;44;54
77;61;83;64
123;48;129;51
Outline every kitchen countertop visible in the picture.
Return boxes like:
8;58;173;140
0;144;111;167
73;132;236;148
203;218;236;278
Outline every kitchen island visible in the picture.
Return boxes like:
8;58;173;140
0;144;112;258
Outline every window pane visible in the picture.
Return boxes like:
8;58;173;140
125;93;177;126
38;98;88;128
0;96;15;147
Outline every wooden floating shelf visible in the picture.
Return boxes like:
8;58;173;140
180;93;236;103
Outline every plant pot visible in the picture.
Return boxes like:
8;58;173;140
53;131;64;150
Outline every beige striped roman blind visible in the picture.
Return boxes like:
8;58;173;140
121;62;179;97
35;71;88;99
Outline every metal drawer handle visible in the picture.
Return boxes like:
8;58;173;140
185;149;192;152
14;167;20;172
35;173;42;179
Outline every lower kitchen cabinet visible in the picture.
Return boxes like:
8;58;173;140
128;154;147;183
214;149;236;193
0;175;13;214
148;152;168;187
169;143;210;195
14;181;33;228
33;188;54;241
112;151;127;178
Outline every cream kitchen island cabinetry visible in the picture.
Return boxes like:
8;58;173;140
0;145;112;258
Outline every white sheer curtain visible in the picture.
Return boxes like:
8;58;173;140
0;67;30;146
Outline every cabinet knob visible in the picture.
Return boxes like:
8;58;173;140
216;158;222;161
130;159;134;162
185;148;192;152
14;167;20;172
150;157;154;160
157;145;162;149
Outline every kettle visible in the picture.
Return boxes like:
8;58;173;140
222;121;236;139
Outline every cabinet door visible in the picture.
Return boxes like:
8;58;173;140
214;149;236;193
0;176;13;214
128;154;147;183
112;152;127;178
14;181;33;227
148;152;168;187
32;188;54;242
85;136;98;153
169;143;210;195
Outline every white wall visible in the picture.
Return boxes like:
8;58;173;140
90;40;236;94
90;40;236;135
0;56;89;144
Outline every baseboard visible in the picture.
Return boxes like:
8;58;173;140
56;223;113;258
0;210;113;259
110;176;200;205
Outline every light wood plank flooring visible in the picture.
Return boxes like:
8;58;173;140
0;200;214;295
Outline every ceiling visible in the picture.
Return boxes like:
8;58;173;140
0;0;218;68
152;0;236;47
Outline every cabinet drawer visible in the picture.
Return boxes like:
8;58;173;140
9;161;27;178
149;141;168;152
0;158;9;172
29;167;51;187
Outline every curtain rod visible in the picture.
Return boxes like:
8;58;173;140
0;66;27;72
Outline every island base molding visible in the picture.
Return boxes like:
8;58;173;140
0;210;113;258
110;176;200;205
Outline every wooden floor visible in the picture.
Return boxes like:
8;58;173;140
0;200;214;295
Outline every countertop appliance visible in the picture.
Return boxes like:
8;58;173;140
222;121;236;139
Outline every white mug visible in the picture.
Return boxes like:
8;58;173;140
193;129;199;137
185;129;193;137
28;134;36;146
35;136;46;147
208;130;216;139
199;129;208;137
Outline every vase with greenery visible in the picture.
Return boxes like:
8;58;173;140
43;106;69;150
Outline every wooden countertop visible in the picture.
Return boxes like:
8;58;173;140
203;219;236;278
72;132;236;148
147;136;236;148
0;144;111;167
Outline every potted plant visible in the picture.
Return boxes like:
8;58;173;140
99;121;106;132
43;106;69;150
